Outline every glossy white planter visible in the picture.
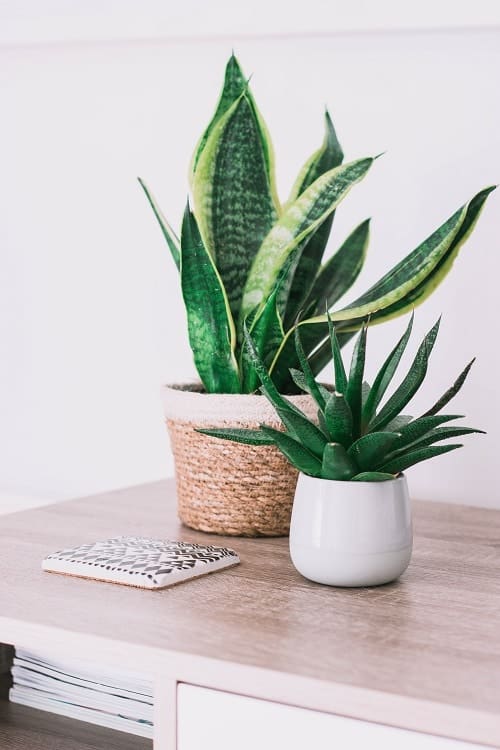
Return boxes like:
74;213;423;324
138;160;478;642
289;473;412;587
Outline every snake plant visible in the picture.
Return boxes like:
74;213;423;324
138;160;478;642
140;53;494;394
199;314;484;481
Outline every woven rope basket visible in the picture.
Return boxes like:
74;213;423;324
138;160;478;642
163;383;317;537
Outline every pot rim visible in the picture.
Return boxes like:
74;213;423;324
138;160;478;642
297;471;406;486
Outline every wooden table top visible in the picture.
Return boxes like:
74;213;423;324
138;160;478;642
1;480;500;746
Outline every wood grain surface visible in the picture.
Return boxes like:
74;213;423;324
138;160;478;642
0;700;152;750
0;480;499;746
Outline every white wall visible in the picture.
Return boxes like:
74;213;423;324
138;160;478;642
1;15;499;508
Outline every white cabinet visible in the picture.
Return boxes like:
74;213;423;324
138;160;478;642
177;685;482;750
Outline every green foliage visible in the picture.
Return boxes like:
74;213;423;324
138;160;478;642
140;53;494;394
198;316;484;481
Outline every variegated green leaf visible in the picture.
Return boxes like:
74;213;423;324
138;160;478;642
193;92;279;321
283;112;344;326
325;187;495;330
190;54;246;178
196;427;273;445
180;205;240;393
241;156;374;321
138;178;180;269
321;442;357;480
368;319;441;432
260;425;323;477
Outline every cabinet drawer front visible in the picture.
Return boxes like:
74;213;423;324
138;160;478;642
177;685;482;750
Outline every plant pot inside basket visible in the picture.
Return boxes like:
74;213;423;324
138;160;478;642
162;383;317;537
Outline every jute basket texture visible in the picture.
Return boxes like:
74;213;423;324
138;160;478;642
162;383;317;537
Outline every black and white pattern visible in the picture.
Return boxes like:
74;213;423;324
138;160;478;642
42;537;240;589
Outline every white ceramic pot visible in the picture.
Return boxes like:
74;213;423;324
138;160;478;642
289;472;412;587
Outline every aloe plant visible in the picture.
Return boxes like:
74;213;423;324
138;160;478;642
140;53;494;394
198;315;484;481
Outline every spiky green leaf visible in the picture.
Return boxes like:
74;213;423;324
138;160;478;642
347;432;401;471
138;178;180;269
294;328;327;410
324;392;353;448
378;443;462;474
368;318;441;432
327;309;348;394
345;325;367;438
241;157;374;320
196;427;274;445
260;425;323;477
362;313;413;428
351;472;395;482
180;205;240;393
396;414;464;449
393;426;484;454
421;359;475;417
383;414;413;432
321;442;357;480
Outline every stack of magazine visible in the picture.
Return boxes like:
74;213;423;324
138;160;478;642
10;648;153;738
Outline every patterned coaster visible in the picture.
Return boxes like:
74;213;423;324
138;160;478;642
42;537;240;590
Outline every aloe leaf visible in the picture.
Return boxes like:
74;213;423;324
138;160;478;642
241;156;374;321
393;426;484;454
193;93;278;321
324;392;353;448
321;442;357;480
325;187;495;329
260;426;323;477
397;414;464;448
283;112;344;325
268;405;327;458
383;414;413;432
138;178;180;269
345;325;367;439
378;443;462;474
305;219;370;318
347;432;401;471
327;309;348;394
191;54;246;178
351;472;396;482
307;330;355;380
196;427;274;445
180;205;240;393
362;313;414;428
241;287;284;392
421;359;475;417
368;318;440;432
288;370;330;405
294;328;326;411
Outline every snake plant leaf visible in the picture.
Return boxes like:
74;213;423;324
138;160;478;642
241;156;375;321
283;112;344;326
322;442;357;480
138;178;180;269
420;359;475;417
347;432;401;471
351;472;395;482
193;93;279;321
362;313;414;429
294;328;327;411
396;414;464;449
180;204;240;393
324;392;353;448
191;53;246;178
305;219;371;318
260;426;323;477
196;427;274;445
378;443;462;474
368;318;441;432
345;325;367;438
325;187;495;330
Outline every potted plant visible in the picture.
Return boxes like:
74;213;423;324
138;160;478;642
201;315;483;585
139;53;493;537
